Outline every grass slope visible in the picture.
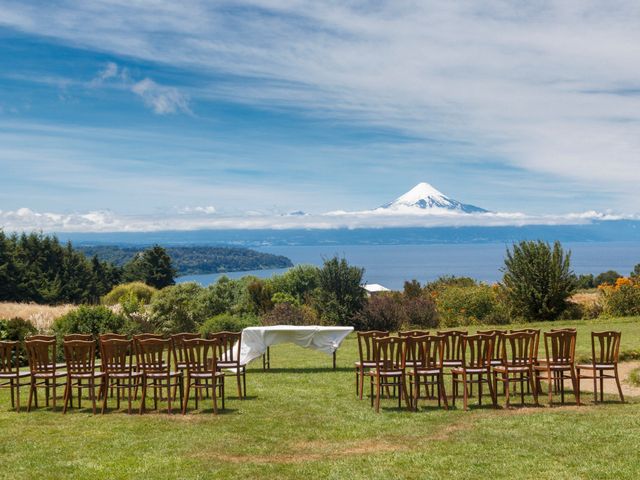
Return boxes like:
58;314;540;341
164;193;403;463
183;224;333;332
1;317;640;479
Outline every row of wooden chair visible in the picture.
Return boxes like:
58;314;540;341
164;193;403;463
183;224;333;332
356;328;625;412
0;332;247;415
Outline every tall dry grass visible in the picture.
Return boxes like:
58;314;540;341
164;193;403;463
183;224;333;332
0;302;77;332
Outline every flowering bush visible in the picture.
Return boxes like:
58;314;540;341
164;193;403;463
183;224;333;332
435;284;509;327
599;277;640;317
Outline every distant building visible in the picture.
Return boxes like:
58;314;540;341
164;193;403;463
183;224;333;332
363;283;391;297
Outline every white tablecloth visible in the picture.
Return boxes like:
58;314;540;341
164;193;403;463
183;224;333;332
238;325;354;366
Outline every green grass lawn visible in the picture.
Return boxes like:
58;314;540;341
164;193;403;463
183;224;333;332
2;317;640;479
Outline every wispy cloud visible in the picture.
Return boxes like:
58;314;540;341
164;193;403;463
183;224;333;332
90;61;190;114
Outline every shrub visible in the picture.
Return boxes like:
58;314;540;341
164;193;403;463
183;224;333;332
194;276;248;319
246;278;274;314
402;295;438;328
425;276;477;294
149;282;204;334
53;305;124;339
595;270;622;287
199;314;259;336
501;240;576;321
353;294;406;331
102;282;157;306
261;303;319;326
269;265;319;303
271;292;299;306
0;317;37;365
599;277;640;317
436;285;508;327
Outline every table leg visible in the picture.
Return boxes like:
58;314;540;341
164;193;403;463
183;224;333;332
262;347;271;370
333;351;336;370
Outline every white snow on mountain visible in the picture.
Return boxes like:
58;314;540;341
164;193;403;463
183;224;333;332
379;182;488;213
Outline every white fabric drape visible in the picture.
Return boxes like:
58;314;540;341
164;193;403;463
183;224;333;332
238;325;354;365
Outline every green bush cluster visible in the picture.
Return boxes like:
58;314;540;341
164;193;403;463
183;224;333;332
435;284;508;327
600;281;640;317
52;305;125;340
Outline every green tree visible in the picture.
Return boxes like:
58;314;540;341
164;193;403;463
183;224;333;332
124;245;176;289
313;257;366;325
403;279;422;298
501;240;576;321
632;264;640;279
594;270;622;286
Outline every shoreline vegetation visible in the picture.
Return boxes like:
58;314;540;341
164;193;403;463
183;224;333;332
78;245;293;275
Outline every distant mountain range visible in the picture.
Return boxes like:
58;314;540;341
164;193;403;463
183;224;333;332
379;182;488;214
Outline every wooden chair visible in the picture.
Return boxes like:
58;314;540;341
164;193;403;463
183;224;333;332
137;338;183;414
132;333;165;399
437;330;467;369
208;332;246;399
25;339;67;411
406;335;448;411
100;338;142;414
576;331;624;404
63;334;94;341
0;341;30;412
62;340;104;414
182;338;225;414
26;335;55;341
535;330;578;406
171;333;201;374
365;336;410;413
355;330;388;400
451;334;497;410
493;331;538;407
510;328;541;393
399;330;430;338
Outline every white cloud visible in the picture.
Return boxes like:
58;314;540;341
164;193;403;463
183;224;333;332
0;205;633;233
131;78;191;115
89;61;190;114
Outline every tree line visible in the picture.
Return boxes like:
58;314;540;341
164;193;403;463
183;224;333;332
0;232;176;304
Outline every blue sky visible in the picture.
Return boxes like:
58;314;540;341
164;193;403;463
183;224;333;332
1;2;639;231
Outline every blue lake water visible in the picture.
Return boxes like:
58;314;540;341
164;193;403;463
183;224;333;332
177;241;640;290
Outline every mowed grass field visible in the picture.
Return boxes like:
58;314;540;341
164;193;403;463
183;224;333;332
2;317;640;479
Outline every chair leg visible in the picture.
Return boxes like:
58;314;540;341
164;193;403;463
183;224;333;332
101;379;109;414
62;379;71;414
440;375;449;410
600;371;604;403
182;380;191;415
10;379;15;409
167;378;172;414
212;378;218;414
487;372;497;408
27;381;34;412
462;372;469;411
359;367;365;400
613;366;625;403
375;376;381;413
139;378;147;414
529;368;539;406
16;380;21;413
504;375;510;408
546;370;553;406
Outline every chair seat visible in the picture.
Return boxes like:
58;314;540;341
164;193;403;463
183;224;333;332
188;371;225;379
535;364;573;371
365;369;404;377
68;372;105;379
443;360;462;367
144;371;182;378
0;371;30;378
490;359;502;366
576;363;617;370
451;367;490;374
494;365;531;373
217;361;241;368
107;371;143;378
33;371;66;378
409;368;441;376
355;361;381;368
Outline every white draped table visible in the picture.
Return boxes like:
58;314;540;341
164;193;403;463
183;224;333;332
238;325;354;369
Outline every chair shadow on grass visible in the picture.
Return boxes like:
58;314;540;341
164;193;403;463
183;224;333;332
248;367;352;374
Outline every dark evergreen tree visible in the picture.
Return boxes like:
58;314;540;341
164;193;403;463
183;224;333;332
123;245;176;289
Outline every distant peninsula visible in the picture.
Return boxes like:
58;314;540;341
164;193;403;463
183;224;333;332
78;245;294;276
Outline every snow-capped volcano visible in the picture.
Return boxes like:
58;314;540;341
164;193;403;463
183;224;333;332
381;182;488;213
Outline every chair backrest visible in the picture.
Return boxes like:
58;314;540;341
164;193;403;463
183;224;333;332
500;331;536;367
171;333;201;366
373;336;406;372
591;331;621;365
25;339;57;374
133;333;165;362
398;330;430;338
100;333;128;341
406;334;444;370
182;338;220;374
137;338;172;374
550;328;577;333
101;338;134;374
437;330;467;362
26;334;55;341
64;334;94;342
543;330;576;366
208;331;241;364
510;328;541;360
477;329;507;358
460;333;494;369
63;340;97;375
357;330;389;363
0;341;20;375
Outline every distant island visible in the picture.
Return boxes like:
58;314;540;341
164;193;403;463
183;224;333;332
78;245;294;276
